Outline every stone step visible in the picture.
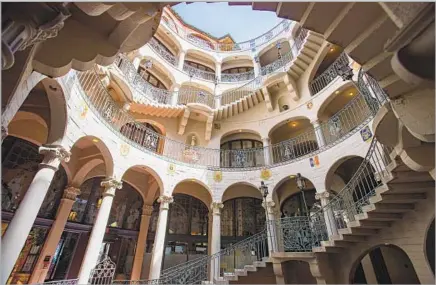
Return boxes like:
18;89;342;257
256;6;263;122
312;246;342;253
348;219;391;229
384;170;433;184
321;240;353;248
244;265;257;272
234;269;248;277
338;227;378;236
331;234;367;243
381;181;434;193
370;193;426;204
253;261;267;267
355;211;403;222
362;202;414;213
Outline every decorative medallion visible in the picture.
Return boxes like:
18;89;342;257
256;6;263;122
167;163;176;175
260;168;272;180
309;155;320;167
213;171;223;183
306;102;313;110
79;101;89;119
360;125;373;142
120;144;130;156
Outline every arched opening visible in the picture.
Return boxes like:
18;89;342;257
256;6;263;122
282;260;317;284
183;50;216;81
138;57;174;90
258;39;292;75
309;44;347;95
350;245;420;284
221;56;255;82
187;33;215;50
425;218;435;275
269;118;318;164
151;27;182;66
1;136;69;284
317;85;370;145
220;130;264;168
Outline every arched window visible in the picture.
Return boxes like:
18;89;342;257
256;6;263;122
221;198;265;240
108;182;143;231
220;139;264;168
68;177;103;225
138;65;168;90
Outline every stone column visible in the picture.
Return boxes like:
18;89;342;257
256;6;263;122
171;86;179;106
148;195;173;280
311;119;326;148
262;200;279;254
178;51;186;70
133;57;141;70
209;202;223;281
315;191;338;237
0;145;70;285
262;137;272;166
29;186;81;283
130;205;154;281
253;56;261;77
77;178;123;284
215;62;221;81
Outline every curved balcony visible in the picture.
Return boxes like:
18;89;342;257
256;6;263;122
148;37;178;67
183;63;216;81
70;65;386;171
163;17;292;53
309;52;350;96
221;70;255;83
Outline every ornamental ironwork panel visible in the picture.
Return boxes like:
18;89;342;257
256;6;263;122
88;256;116;284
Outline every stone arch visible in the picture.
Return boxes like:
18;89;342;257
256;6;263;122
315;81;356;120
220;129;263;144
307;43;344;85
272;174;317;212
257;36;291;59
349;244;421;284
221;182;262;202
172;179;213;209
425;217;435;275
185;48;217;70
138;55;176;90
154;24;182;56
69;135;115;182
179;81;215;95
7;77;68;146
121;165;164;199
324;155;365;193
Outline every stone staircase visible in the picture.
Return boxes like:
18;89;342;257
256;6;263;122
312;151;433;254
213;258;270;284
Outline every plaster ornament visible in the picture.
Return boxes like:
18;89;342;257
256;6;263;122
213;171;223;183
120;143;130;156
260;168;272;180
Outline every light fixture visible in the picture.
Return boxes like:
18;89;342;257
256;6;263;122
92;138;99;143
239;129;242;132
296;173;306;190
335;90;340;95
259;181;269;199
349;92;354;96
330;48;335;52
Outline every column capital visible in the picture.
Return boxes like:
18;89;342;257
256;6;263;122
142;204;154;216
157;195;173;210
315;191;331;200
210;202;224;215
39;145;71;170
262;137;271;143
101;178;123;197
62;186;81;201
310;119;321;126
262;200;278;215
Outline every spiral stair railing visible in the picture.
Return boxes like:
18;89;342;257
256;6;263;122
110;69;392;285
309;52;350;95
68;63;378;171
118;27;309;108
162;17;292;52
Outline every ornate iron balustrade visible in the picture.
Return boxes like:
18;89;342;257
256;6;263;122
148;37;178;66
64;64;386;171
221;70;255;82
260;50;294;75
177;88;216;108
309;52;350;95
39;279;78;285
114;55;172;104
183;63;217;81
162;18;292;52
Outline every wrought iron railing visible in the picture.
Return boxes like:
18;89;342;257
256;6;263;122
178;88;215;108
114;56;172;104
260;49;294;75
221;70;255;82
309;52;350;95
183;63;216;81
148;37;178;66
162;17;292;52
39;279;78;285
63;65;382;170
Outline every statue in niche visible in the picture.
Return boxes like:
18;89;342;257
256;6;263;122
183;135;199;163
126;208;140;229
